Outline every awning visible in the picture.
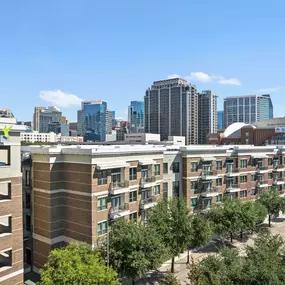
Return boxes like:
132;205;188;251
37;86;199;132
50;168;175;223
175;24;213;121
96;162;130;170
251;154;268;159
139;160;156;165
201;157;216;161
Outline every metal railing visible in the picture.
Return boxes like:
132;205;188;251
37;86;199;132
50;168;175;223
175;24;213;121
256;180;268;186
109;181;129;190
201;187;220;194
226;167;239;174
226;183;240;189
201;170;217;177
140;176;155;183
140;196;157;205
109;203;129;215
256;166;268;172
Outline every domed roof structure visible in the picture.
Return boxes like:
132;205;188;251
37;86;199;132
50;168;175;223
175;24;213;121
223;122;255;138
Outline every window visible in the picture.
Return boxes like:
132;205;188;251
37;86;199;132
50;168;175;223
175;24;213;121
191;181;198;191
163;183;168;198
191;198;197;207
25;248;32;265
240;159;247;169
216;194;222;202
240;190;248;198
216;178;223;186
173;181;179;197
216;161;222;170
0;147;10;166
97;197;107;211
25;192;31;209
268;158;273;165
26;215;31;231
240;175;247;183
191;162;199;172
25;170;31;186
129;168;137;180
98;171;107;185
251;174;256;181
172;162;180;173
154;185;160;196
129;191;137;202
163;163;168;174
154;164;160;176
97;221;107;236
130;212;137;222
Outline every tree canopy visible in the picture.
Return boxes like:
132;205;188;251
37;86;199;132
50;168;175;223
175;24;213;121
40;243;119;285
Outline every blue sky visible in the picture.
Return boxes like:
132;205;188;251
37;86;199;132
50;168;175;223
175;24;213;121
1;0;285;122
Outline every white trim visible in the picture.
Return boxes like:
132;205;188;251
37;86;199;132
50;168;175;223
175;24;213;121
0;268;23;283
0;247;12;253
0;180;11;184
33;233;80;245
34;187;108;197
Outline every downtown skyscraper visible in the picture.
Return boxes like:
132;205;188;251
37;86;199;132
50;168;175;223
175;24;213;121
144;78;198;145
224;94;273;128
128;101;144;133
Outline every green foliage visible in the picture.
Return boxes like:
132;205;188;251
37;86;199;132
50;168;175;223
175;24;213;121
147;197;192;271
40;243;119;285
160;271;181;285
258;189;285;226
187;232;285;285
109;219;166;282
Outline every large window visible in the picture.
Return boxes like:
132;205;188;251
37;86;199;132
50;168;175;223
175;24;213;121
172;181;179;197
191;181;198;191
240;190;248;198
97;197;107;211
129;168;137;181
240;159;247;169
240;175;247;183
97;221;107;236
172;162;180;173
216;178;223;186
154;185;160;196
191;162;198;172
98;171;107;185
216;161;222;170
154;164;160;176
163;183;168;198
129;191;137;202
163;163;168;174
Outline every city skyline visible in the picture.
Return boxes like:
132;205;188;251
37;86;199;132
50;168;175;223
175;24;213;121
1;1;285;122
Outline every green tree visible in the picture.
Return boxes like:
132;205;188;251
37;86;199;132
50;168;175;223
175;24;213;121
187;232;285;285
109;219;166;285
160;271;181;285
40;243;119;285
187;214;213;264
148;197;192;273
258;189;285;227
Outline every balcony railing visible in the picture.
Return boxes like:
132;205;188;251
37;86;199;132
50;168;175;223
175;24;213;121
140;177;155;184
109;181;129;190
140;196;157;205
226;184;240;191
193;204;212;212
226;168;239;174
273;164;285;170
201;170;217;178
110;203;129;215
256;166;268;172
256;180;268;186
201;187;220;194
273;177;284;184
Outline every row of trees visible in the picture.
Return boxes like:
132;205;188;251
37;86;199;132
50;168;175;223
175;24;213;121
39;189;285;284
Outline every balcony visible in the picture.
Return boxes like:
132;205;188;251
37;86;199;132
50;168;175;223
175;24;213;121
256;180;269;188
140;196;157;210
140;176;156;188
273;177;285;185
193;203;212;213
109;181;129;195
201;170;218;180
226;167;240;176
200;187;220;198
226;184;240;193
109;203;130;220
256;166;268;174
273;164;285;172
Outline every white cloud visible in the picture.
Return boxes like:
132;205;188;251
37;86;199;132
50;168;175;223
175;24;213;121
40;90;83;108
186;72;241;86
167;74;181;79
258;87;281;93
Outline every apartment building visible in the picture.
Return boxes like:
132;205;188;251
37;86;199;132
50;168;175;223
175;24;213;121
29;145;166;271
145;78;198;145
181;145;284;211
0;114;24;284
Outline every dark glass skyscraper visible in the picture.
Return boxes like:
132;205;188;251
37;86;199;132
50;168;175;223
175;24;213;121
79;101;108;142
128;101;144;133
218;110;224;129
